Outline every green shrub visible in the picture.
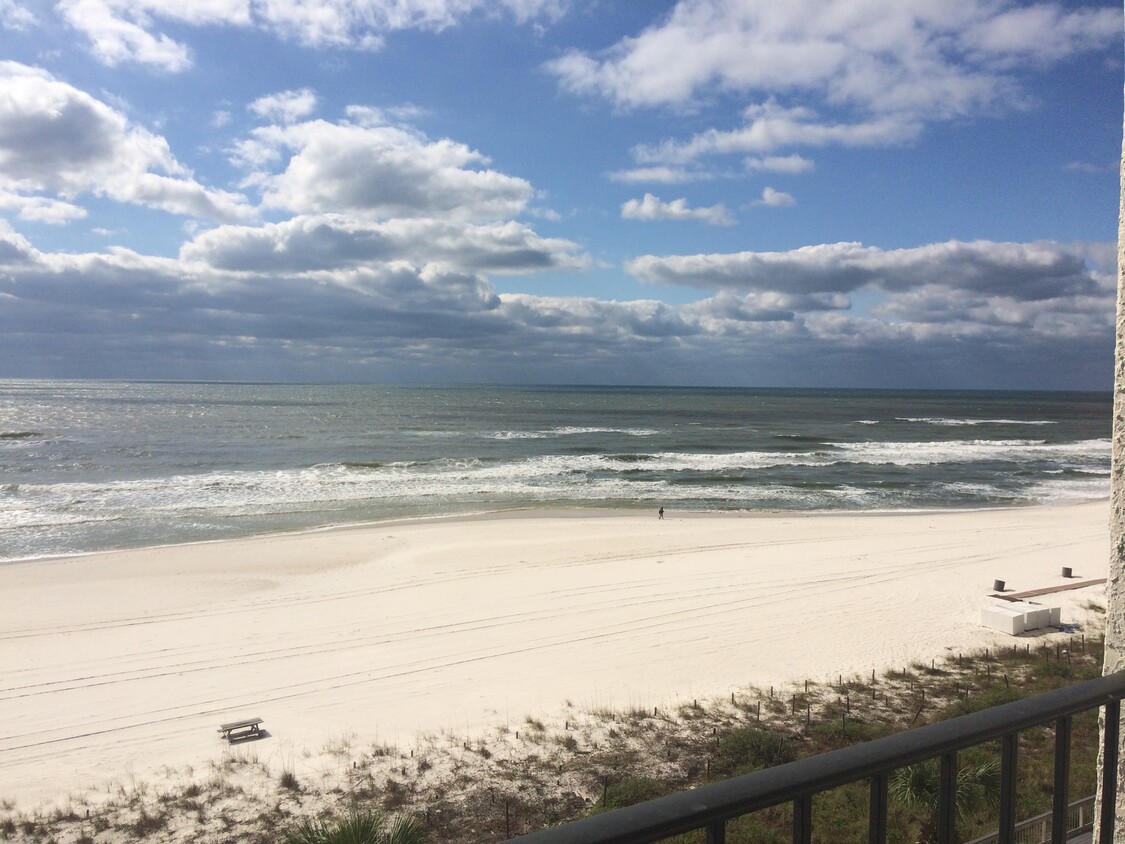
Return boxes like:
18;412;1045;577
600;777;671;810
810;718;893;750
715;728;796;776
938;685;1020;719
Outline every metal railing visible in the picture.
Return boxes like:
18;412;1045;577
964;794;1096;844
510;671;1125;844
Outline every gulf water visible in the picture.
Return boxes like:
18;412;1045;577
0;380;1111;563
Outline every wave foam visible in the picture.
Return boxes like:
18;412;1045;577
895;417;1056;426
489;427;658;440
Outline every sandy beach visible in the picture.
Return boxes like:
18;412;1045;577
0;502;1110;811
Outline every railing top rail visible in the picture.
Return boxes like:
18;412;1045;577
510;670;1125;844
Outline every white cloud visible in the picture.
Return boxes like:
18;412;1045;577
744;154;814;174
252;0;569;48
626;240;1100;301
0;219;39;263
249;88;319;124
548;0;1119;170
57;0;200;71
547;0;1117;113
233;115;534;222
0;190;87;223
180;213;588;275
959;3;1122;65
59;0;570;70
621;193;734;226
634;101;920;165
0;62;253;221
684;289;849;322
608;166;708;184
345;103;428;124
0;0;35;29
525;205;562;221
753;187;795;207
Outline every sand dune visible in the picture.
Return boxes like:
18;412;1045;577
0;503;1109;809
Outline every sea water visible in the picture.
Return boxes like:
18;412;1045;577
0;380;1111;563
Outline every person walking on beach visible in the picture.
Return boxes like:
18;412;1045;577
658;507;664;519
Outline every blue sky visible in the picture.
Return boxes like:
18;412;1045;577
0;0;1120;388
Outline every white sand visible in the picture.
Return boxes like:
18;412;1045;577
0;502;1109;809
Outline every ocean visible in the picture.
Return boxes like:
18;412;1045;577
0;380;1112;564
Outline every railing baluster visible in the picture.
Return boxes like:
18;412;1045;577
792;794;812;844
1098;699;1120;844
998;731;1018;844
868;772;888;844
705;819;726;844
1051;716;1071;844
937;751;957;844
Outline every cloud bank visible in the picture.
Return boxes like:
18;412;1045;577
1;212;1111;387
547;0;1119;180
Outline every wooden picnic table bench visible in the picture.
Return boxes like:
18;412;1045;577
217;717;263;742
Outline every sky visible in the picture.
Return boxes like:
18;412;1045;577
0;0;1121;389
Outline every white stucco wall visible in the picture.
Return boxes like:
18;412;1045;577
1095;50;1125;838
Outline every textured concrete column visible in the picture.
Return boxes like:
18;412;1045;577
1095;30;1125;837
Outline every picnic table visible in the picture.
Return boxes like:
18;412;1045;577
217;717;264;742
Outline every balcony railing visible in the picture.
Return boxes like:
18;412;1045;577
509;670;1125;844
964;794;1096;844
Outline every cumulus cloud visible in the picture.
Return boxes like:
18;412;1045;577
0;62;252;221
180;214;587;274
59;0;570;70
684;289;850;323
0;190;87;224
0;219;36;263
548;0;1119;171
232;113;534;221
57;0;204;71
621;193;734;226
626;240;1101;301
249;88;319;124
753;187;795;207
